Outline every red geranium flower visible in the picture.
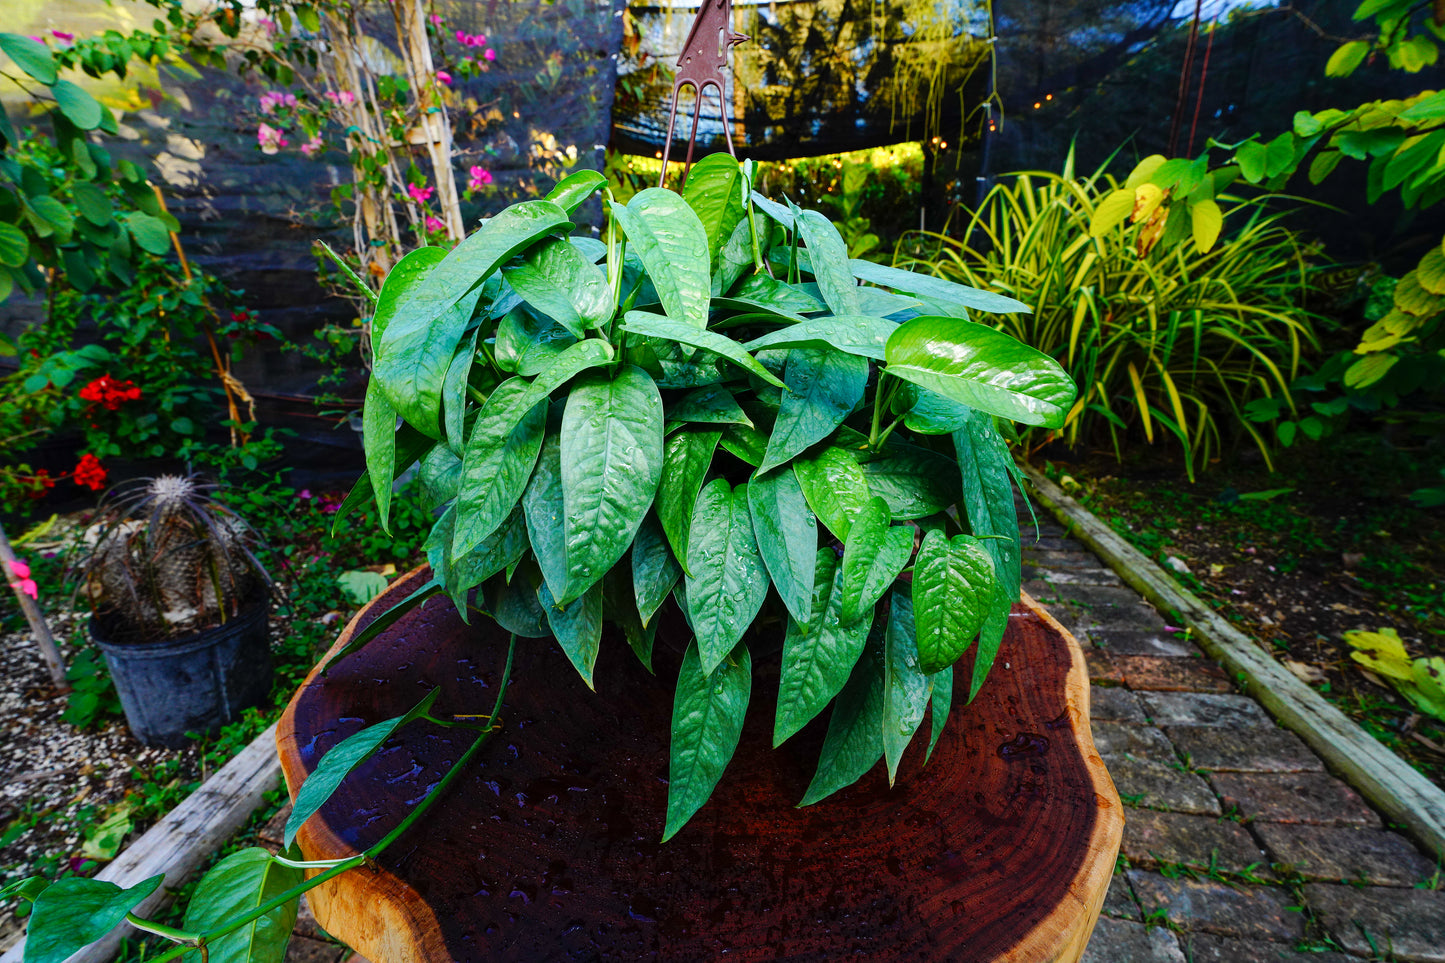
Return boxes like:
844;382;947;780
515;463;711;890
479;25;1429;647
79;375;142;411
73;454;108;491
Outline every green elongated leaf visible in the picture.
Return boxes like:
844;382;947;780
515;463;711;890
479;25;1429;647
372;247;445;344
182;849;301;963
760;348;868;473
860;444;959;519
419;445;462;512
494;302;575;375
560;366;665;602
51;79;103;130
656;429;721;572
122;211;167;254
452;378;547;561
321;577;443;672
794;208;860;315
486;573;551;637
850;259;1032;315
24;874;164;963
664;640;751;841
729;272;826;314
0;33;57;84
926;665;952;763
744;314;896;360
362;378;400;533
603;567;656;672
799;630;885;806
717;213;757;295
668;385;753;428
793;447;872;540
747;466;817;623
774;551;872;745
612;188;711;328
378;201;569;435
621;311;786;388
884;317;1076;428
902;385;975;434
285;689;440;846
632;513;680;626
539;580;603;689
719;423;767;466
70;182;112;227
0;221;27;267
882;592;931;785
952;413;1021;698
683;152;747;272
685;479;769;674
545;169;606;213
503;237;612;337
441;329;479;453
839;497;914;624
912;530;995;674
523;430;569;599
431;505;530;615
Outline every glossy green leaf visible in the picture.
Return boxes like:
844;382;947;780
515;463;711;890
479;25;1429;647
664;640;751;841
912;530;995;674
859;444;959;519
418;445;462;512
361;378;400;533
656;429;721;572
685;479;769;674
545;170;606;213
378;201;569;435
882;592;931;784
621;311;786;387
24;874;163;963
522;429;569;599
632;513;680;626
70;182;112;227
539;580;603;689
884;317;1076;428
603;567;656;672
0;222;27;267
452;378;547;561
793;208;860;315
560;366;665;602
0;33;57;84
683;152;747;272
719;423;767;466
743;314;896;360
926;665;953;763
667;385;753;428
902;385;975;434
716;214;757;295
729;272;826;314
774;550;872;745
850;259;1031;315
839;497;914;624
486;573;551;638
503;237;612;337
760;348;868;473
432;505;529;615
441;329;478;453
372;247;445;344
285;688;440;846
952;412;1021;698
793;447;872;540
183;848;301;963
51;79;103;130
799;632;885;806
747;466;817;623
122;211;168;255
612;188;711;328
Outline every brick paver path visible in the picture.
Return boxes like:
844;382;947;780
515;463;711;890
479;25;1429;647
1019;509;1445;963
260;508;1445;963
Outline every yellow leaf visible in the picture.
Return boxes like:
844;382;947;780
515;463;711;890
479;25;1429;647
1136;205;1168;257
1344;352;1398;388
1127;361;1153;443
1344;627;1413;681
1189;199;1223;253
1090;189;1136;238
1125;155;1168;189
1132;183;1166;223
1417;244;1445;295
1394;270;1444;316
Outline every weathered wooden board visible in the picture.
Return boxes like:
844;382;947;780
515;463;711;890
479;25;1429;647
278;568;1121;962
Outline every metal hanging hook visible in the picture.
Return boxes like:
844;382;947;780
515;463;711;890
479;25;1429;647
657;0;749;189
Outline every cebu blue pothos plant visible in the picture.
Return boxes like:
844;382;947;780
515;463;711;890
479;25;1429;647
1;156;1075;963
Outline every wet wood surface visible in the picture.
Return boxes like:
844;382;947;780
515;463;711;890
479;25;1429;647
278;567;1122;962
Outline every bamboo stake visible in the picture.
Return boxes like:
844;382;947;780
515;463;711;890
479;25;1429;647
0;520;69;692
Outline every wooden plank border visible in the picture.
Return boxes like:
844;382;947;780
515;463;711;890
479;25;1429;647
1;724;282;963
1020;465;1445;861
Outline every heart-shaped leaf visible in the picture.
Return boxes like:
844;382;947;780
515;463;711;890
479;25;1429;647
24;874;164;963
838;496;914;624
503;236;613;337
912;530;996;674
183;849;302;963
538;580;603;689
793;447;872;541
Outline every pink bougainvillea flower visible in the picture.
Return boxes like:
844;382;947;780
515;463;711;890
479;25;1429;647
257;123;288;154
258;91;297;114
484;48;496;61
406;183;435;204
425;215;445;232
51;30;74;42
467;165;494;190
455;28;468;43
14;577;38;600
6;559;30;580
300;135;324;156
324;90;357;106
436;70;452;85
429;13;442;25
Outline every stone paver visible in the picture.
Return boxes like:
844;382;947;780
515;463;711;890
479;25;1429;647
1094;628;1200;658
1128;870;1304;941
1256;822;1436;885
1090;685;1149;723
1101;872;1141;921
1165;726;1323;773
1112;655;1234;693
1023;564;1124;586
1179;934;1356;963
1303;883;1445;962
1138;691;1274;728
1108;757;1221;815
1078;917;1185;963
1120;809;1269;876
1085;649;1126;686
1090;721;1177;763
1210;772;1381;827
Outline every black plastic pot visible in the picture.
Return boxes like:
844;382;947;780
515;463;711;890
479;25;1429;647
92;599;272;748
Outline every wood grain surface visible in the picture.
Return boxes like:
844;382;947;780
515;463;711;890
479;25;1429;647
277;568;1121;962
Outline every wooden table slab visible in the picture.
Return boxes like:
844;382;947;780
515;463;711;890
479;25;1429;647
278;569;1122;962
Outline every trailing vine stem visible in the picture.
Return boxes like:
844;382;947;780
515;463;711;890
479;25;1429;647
134;634;518;963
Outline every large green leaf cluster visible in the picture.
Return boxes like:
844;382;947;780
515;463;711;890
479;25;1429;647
347;157;1076;837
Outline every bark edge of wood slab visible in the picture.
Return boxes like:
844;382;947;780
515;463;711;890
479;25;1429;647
277;567;1122;963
